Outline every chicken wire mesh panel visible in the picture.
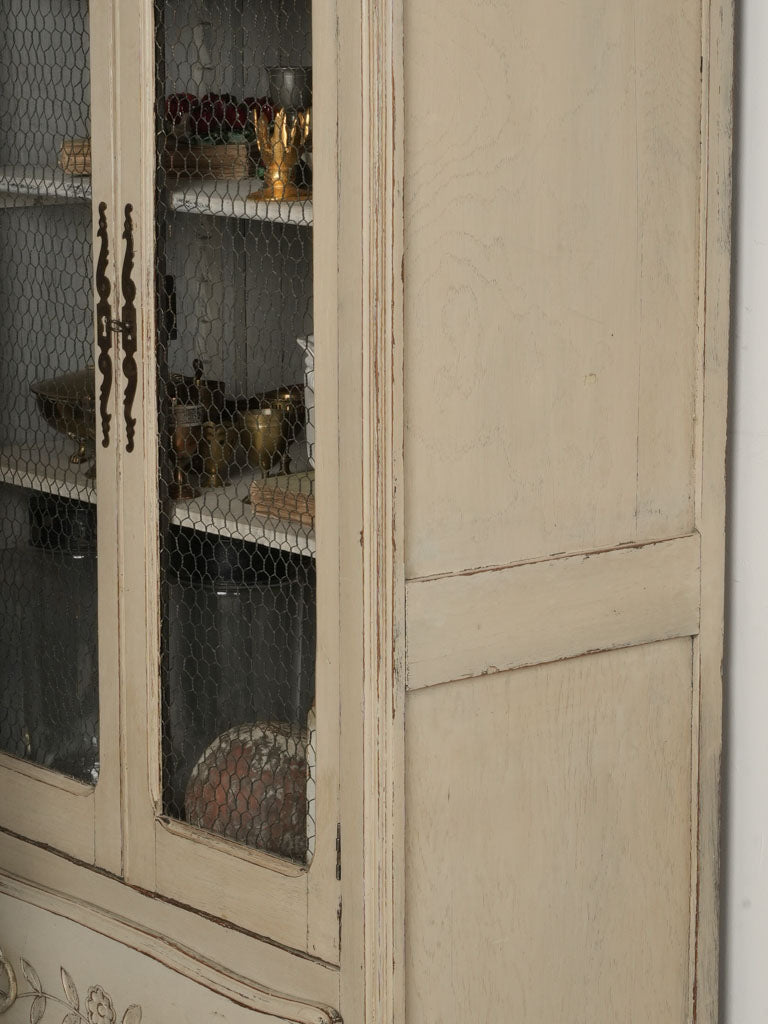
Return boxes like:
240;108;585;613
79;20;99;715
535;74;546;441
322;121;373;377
0;0;99;784
155;0;316;863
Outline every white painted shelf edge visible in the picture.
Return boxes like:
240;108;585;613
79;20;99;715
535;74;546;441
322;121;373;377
0;446;315;556
0;167;313;225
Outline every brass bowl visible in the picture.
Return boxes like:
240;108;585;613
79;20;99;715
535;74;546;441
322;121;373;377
257;385;305;441
31;368;96;473
233;385;304;440
238;406;290;479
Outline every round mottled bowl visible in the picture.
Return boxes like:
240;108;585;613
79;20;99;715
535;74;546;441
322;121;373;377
184;721;309;861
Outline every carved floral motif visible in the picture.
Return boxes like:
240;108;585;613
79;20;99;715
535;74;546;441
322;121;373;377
0;951;142;1024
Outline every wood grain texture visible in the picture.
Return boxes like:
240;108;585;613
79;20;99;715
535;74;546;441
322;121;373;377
403;0;703;579
336;0;407;1011
692;2;734;1019
405;640;695;1024
406;533;700;690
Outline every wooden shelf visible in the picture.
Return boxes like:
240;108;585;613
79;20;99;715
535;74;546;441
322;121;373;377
174;469;315;556
0;445;95;502
0;167;312;224
168;178;313;225
0;166;92;205
0;444;314;556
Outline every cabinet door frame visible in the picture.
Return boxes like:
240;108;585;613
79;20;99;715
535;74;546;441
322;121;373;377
0;0;123;875
114;0;341;961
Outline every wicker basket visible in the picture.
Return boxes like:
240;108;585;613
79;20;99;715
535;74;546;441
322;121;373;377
58;138;252;181
164;140;252;181
58;138;91;175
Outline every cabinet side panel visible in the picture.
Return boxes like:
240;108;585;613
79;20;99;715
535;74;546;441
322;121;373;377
403;0;702;578
405;640;694;1023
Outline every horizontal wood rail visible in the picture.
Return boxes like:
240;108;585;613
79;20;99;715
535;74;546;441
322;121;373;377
406;534;701;691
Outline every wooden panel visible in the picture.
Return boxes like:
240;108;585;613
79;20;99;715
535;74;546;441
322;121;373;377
403;0;702;578
405;640;694;1024
0;894;341;1023
406;533;700;690
0;757;94;863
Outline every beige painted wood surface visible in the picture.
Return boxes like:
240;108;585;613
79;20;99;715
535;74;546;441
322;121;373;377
0;831;340;1011
406;533;700;690
405;640;695;1023
693;1;734;1014
403;0;704;579
0;894;341;1023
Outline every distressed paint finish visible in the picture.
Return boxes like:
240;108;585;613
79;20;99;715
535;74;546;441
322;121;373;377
403;0;704;579
406;641;695;1023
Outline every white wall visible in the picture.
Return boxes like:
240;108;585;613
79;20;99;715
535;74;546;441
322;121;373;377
724;1;768;1019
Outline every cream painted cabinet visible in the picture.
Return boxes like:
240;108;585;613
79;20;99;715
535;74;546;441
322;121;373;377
0;0;733;1021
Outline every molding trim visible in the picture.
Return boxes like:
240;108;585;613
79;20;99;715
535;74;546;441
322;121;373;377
358;0;406;1017
692;1;735;1020
0;876;341;1024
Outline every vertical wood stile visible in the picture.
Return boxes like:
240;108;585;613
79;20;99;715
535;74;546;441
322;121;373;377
358;0;405;1015
694;0;734;1019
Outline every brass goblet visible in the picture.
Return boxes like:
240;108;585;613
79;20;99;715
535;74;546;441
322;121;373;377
257;385;305;442
199;421;239;489
169;401;202;500
249;108;311;202
239;407;291;502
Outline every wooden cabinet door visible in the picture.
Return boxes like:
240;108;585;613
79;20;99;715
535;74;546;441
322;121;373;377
0;0;121;872
111;0;341;963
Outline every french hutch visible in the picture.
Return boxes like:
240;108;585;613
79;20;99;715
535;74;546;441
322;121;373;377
0;0;733;1020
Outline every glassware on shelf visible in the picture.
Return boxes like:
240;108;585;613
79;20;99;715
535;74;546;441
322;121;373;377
164;526;315;829
0;493;99;784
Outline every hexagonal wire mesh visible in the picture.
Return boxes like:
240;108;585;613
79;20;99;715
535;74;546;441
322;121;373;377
155;0;316;863
0;0;99;784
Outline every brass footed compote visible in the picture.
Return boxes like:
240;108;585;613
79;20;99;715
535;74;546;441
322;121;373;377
169;401;202;500
250;108;311;202
239;406;291;504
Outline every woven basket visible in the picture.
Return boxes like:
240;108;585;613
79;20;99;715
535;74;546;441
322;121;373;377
59;138;252;181
58;138;91;175
164;140;251;181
